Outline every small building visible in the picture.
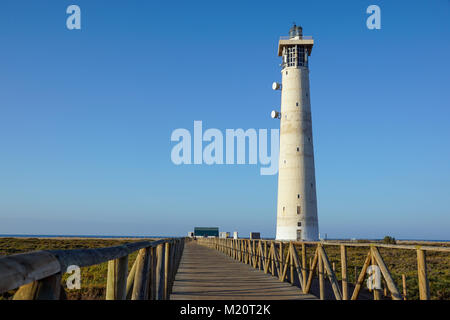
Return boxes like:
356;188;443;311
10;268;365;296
194;227;219;238
219;232;230;239
250;232;261;240
233;231;238;239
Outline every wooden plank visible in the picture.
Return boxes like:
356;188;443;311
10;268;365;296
351;250;371;300
171;242;317;300
148;246;157;300
47;239;167;270
0;251;61;293
164;242;170;299
417;249;430;300
318;245;342;300
125;256;138;299
291;241;450;253
270;243;275;276
371;250;381;300
13;273;62;300
289;243;294;284
305;246;318;293
106;255;128;300
279;242;284;280
301;243;307;287
280;246;290;282
318;246;324;300
155;243;165;300
290;244;304;290
402;274;407;300
371;246;401;300
340;245;348;300
131;248;151;300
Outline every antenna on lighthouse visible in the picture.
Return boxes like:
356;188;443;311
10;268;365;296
272;82;281;90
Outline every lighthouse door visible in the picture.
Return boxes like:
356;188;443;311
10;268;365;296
297;229;302;241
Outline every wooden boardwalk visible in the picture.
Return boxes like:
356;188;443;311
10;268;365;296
170;242;317;300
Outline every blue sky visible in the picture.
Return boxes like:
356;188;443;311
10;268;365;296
0;0;449;239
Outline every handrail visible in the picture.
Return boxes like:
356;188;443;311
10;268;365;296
292;240;450;252
0;238;187;300
196;238;449;300
48;239;168;269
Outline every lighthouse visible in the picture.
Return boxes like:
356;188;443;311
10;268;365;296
271;25;319;241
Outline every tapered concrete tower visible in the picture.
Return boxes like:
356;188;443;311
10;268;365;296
271;25;319;241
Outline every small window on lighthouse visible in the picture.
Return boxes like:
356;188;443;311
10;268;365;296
283;206;285;213
297;206;301;214
296;102;299;106
297;147;299;152
297;222;302;227
297;194;300;199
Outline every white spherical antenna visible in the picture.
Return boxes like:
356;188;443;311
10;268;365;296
272;82;281;91
271;110;279;119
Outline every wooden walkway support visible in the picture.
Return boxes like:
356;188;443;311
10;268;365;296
196;238;450;300
0;238;185;300
1;236;448;300
170;242;317;300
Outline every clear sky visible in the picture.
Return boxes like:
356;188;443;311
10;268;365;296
0;0;449;239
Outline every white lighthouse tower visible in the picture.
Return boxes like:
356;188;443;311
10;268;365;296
271;25;319;241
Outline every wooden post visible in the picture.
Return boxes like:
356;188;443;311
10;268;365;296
305;247;318;293
279;242;284;280
290;244;304;290
371;250;381;300
271;243;275;276
318;247;324;300
149;246;157;300
290;245;295;285
309;257;312;275
318;245;342;300
340;245;348;300
131;248;151;300
280;249;290;282
125;256;138;299
301;243;307;287
371;247;401;300
402;274;407;300
106;255;128;300
383;279;388;297
13;273;62;300
417;249;430;300
351;251;371;300
155;243;165;300
264;241;268;274
164;242;170;299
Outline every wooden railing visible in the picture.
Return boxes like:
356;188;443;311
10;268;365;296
197;238;450;300
0;238;186;300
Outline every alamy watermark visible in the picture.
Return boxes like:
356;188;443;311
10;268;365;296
366;5;381;30
367;265;382;290
170;121;279;175
66;265;81;290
